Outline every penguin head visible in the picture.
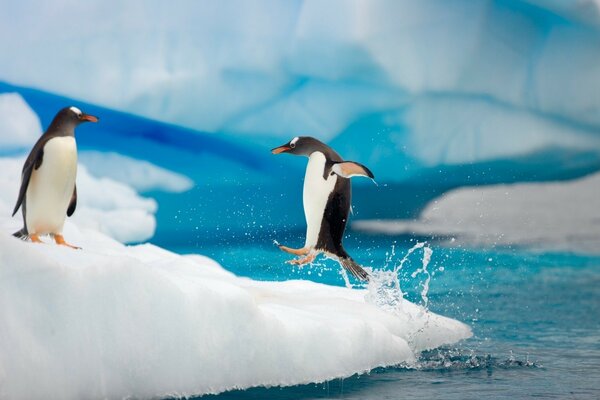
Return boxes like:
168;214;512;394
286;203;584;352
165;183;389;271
48;107;99;134
271;136;327;157
66;106;99;124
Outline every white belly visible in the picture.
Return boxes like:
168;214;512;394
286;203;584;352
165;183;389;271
303;152;337;248
25;137;77;235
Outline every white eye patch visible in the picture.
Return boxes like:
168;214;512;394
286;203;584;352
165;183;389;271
69;106;82;116
290;137;299;146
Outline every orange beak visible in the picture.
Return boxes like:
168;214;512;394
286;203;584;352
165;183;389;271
271;145;291;154
81;114;99;123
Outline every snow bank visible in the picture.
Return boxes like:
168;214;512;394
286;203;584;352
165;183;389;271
0;93;42;150
79;151;194;193
0;157;156;243
0;225;470;399
354;173;600;253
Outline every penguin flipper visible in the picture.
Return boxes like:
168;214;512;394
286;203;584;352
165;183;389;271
12;142;45;217
339;257;370;281
67;185;77;217
331;161;374;180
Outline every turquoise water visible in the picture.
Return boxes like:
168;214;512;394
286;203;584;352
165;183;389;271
163;233;600;399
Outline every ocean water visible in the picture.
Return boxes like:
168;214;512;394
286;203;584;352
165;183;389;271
163;233;600;400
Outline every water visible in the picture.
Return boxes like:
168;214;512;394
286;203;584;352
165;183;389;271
162;233;600;399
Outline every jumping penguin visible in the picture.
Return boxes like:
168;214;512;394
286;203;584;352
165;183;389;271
271;136;375;281
12;106;99;248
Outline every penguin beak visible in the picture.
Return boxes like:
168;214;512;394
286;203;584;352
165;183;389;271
80;114;99;123
271;145;291;154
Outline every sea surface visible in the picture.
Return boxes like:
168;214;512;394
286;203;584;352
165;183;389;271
162;233;600;400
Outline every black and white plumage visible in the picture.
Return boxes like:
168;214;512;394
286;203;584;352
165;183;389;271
271;136;374;281
12;106;98;248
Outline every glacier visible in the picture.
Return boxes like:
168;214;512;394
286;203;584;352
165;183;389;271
1;0;600;187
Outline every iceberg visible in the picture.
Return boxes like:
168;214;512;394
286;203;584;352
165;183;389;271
353;172;600;254
1;0;599;187
79;151;194;194
0;218;471;399
0;92;42;151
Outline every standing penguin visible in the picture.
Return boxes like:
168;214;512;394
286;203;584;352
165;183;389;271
12;106;98;248
271;136;374;281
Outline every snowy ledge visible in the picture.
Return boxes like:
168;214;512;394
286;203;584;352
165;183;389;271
0;224;470;399
353;172;600;254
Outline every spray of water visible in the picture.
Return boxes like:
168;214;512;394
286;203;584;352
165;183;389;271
411;246;433;311
365;242;433;315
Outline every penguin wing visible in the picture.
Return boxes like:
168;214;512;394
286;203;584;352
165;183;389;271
67;185;77;217
331;161;374;179
12;140;46;217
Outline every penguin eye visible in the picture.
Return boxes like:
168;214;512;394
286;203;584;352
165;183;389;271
290;142;296;148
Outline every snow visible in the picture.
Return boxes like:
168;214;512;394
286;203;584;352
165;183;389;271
0;215;471;400
0;1;599;178
353;173;600;254
0;93;43;150
0;157;156;243
79;151;194;193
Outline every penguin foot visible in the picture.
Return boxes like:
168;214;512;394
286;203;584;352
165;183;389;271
54;234;81;250
278;245;309;256
287;252;317;265
29;234;43;243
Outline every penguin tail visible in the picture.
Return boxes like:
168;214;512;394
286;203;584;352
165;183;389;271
12;228;28;240
339;256;370;282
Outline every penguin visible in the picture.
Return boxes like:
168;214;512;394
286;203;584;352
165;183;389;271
12;106;99;248
271;136;375;281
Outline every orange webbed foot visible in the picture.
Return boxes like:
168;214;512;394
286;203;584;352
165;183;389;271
278;245;309;256
54;234;81;250
29;234;43;243
287;252;317;266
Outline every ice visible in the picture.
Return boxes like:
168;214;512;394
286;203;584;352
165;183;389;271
353;172;600;254
0;93;42;150
79;151;194;193
0;0;599;176
0;218;471;399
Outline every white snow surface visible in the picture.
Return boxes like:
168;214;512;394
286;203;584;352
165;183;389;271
354;173;600;253
0;221;471;399
79;151;194;193
1;1;600;171
0;157;156;243
0;93;43;149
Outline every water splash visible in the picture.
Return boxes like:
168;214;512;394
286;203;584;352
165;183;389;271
365;242;433;314
403;348;542;371
411;246;433;310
